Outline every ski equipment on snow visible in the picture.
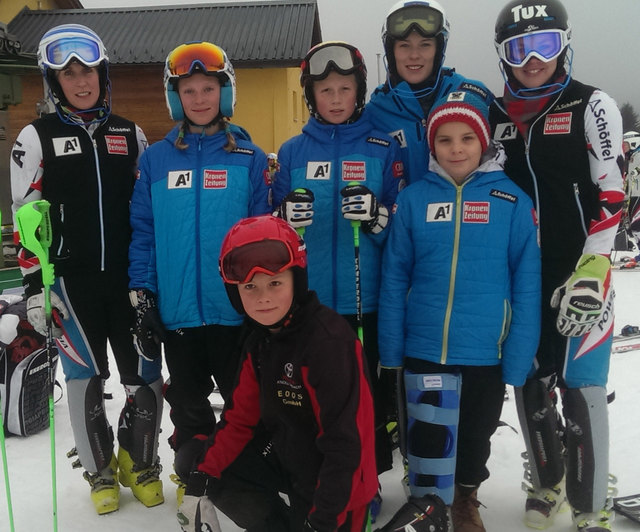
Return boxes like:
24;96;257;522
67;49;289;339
614;493;640;525
15;199;59;532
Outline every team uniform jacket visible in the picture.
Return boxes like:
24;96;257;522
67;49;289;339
11;113;147;282
366;69;492;185
489;80;624;387
128;125;271;330
197;292;377;531
273;112;403;314
378;144;541;386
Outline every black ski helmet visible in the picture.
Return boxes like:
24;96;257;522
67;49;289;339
494;0;572;95
300;41;367;123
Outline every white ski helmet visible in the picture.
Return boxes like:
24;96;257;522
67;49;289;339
624;131;640;151
37;24;111;119
164;41;236;121
381;0;450;83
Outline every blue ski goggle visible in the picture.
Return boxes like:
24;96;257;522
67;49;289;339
497;30;569;68
44;36;103;69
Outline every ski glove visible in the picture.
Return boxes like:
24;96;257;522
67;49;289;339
26;290;68;338
177;472;221;532
340;184;389;234
129;288;166;361
274;188;315;229
551;253;611;337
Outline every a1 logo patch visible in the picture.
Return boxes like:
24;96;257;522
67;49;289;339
168;170;193;189
53;136;81;157
306;161;331;180
426;202;453;222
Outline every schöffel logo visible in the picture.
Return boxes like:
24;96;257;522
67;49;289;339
105;135;128;155
543;113;572;135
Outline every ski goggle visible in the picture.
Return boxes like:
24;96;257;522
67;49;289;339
221;240;297;284
497;30;569;67
166;42;227;78
304;43;361;79
386;5;444;39
44;36;103;69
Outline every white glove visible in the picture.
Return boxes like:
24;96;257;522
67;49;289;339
177;494;221;532
340;184;389;234
26;290;68;338
274;188;315;229
550;253;611;337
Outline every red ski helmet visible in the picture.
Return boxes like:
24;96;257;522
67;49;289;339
219;216;308;314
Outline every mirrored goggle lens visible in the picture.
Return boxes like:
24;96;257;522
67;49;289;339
501;31;565;67
46;36;102;67
221;240;294;284
307;44;357;78
167;43;226;77
386;5;443;39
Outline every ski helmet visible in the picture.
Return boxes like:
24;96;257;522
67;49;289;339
300;41;367;123
219;215;308;316
381;0;450;86
624;131;640;151
495;0;572;98
37;24;111;120
164;41;236;121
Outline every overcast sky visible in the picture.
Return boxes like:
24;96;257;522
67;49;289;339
80;0;640;114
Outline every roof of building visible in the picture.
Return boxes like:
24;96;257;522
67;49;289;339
8;0;322;67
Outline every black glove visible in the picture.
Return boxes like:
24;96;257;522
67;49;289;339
274;188;315;229
129;288;166;361
340;184;389;234
177;471;221;532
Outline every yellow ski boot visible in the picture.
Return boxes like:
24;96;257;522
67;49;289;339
118;447;164;507
170;471;187;507
83;454;120;515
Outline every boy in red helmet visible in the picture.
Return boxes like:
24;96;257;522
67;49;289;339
175;215;378;532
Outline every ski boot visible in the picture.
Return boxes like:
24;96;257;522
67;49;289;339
83;454;120;515
170;470;187;507
572;506;614;532
522;479;568;529
117;447;164;507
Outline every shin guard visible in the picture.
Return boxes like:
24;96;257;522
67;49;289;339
66;376;113;472
404;371;461;505
118;378;163;468
515;378;565;489
563;386;609;512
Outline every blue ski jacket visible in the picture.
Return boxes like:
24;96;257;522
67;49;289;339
129;125;271;329
378;143;541;386
273;112;403;315
366;69;493;185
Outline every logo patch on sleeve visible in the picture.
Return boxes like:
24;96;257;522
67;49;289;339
543;112;572;135
490;189;517;203
393;161;404;178
168;170;193;189
306;161;331;180
389;129;407;149
105;135;128;155
52;136;81;157
342;161;366;181
463;202;490;223
204;169;228;189
426;202;453;222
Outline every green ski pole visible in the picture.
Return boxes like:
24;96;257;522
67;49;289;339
342;182;364;345
0;209;15;532
15;200;58;532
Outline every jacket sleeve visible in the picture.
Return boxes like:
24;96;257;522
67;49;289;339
247;147;271;215
304;336;376;531
582;90;625;257
10;124;45;284
197;352;262;478
128;149;158;291
272;141;293;208
502;192;541;386
378;190;413;368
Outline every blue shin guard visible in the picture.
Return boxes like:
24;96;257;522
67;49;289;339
404;371;461;505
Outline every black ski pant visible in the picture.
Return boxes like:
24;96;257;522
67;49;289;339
163;323;244;451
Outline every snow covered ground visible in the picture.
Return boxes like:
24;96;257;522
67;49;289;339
0;265;639;531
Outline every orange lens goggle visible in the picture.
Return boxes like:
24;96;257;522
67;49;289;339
167;42;226;77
